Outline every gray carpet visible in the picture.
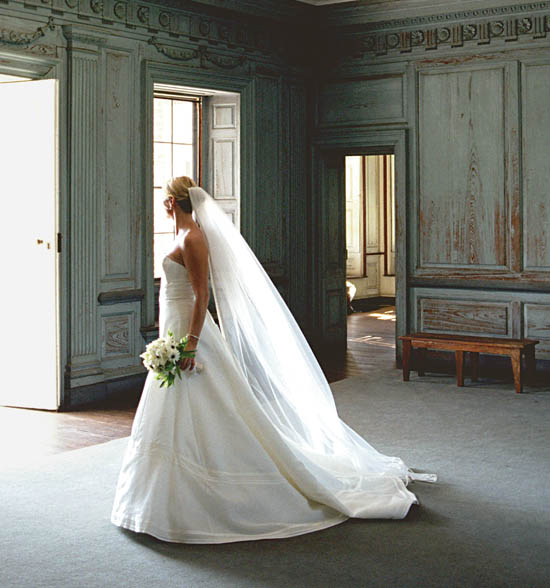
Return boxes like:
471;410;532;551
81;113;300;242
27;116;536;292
1;369;549;588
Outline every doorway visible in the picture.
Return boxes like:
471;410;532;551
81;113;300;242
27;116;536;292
344;154;397;370
0;74;59;409
314;130;407;362
345;154;395;307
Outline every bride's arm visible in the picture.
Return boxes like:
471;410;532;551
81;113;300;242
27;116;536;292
180;231;209;369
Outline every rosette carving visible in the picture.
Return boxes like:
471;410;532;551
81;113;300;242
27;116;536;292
159;12;170;28
90;0;103;14
437;27;451;42
463;24;477;40
137;6;149;24
517;17;533;33
114;2;127;20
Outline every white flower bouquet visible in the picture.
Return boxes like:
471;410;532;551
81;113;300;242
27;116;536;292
140;330;203;388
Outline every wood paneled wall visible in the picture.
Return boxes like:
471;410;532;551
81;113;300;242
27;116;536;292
0;0;312;406
314;1;550;362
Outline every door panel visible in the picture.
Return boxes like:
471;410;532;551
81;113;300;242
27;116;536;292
319;153;347;352
0;79;58;409
202;93;240;228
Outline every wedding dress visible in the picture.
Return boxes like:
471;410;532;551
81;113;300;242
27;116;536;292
110;187;435;544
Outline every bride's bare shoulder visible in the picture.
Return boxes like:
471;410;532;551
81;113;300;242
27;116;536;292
183;226;208;254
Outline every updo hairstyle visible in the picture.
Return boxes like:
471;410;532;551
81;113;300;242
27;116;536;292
165;176;197;214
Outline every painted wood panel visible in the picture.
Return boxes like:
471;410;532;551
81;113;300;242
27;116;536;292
100;302;141;368
525;303;550;356
103;49;135;283
254;75;283;269
70;52;100;367
204;93;240;229
419;297;510;336
522;61;550;272
319;152;347;350
288;81;308;325
317;74;405;127
418;65;507;269
213;139;236;198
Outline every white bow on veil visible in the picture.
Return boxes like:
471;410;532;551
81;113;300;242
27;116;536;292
189;186;435;519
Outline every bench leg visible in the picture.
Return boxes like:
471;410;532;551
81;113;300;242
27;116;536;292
417;348;426;377
510;349;522;394
525;345;536;387
402;340;411;382
470;352;479;382
455;351;464;387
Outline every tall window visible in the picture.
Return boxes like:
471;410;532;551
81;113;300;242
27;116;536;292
345;155;396;299
153;92;201;278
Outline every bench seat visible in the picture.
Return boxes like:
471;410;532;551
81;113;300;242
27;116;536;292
398;333;539;393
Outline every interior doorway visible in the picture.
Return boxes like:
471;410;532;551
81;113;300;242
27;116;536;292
344;154;397;366
0;75;59;409
345;154;395;308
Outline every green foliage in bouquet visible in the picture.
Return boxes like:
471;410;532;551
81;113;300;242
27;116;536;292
140;330;197;388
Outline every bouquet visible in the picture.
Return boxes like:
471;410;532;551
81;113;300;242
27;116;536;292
140;330;203;388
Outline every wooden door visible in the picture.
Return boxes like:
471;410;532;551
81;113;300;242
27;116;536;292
319;152;347;353
0;79;59;409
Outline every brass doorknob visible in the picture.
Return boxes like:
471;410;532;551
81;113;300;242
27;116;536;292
37;239;44;245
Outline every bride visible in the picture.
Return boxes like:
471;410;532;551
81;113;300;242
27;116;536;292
110;176;436;544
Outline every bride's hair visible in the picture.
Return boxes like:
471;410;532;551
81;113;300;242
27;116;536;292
165;176;196;214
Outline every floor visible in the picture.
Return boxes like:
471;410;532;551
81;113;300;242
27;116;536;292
0;308;397;467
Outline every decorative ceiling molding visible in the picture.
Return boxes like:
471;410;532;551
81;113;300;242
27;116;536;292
325;5;550;59
4;0;301;61
353;14;549;57
325;1;550;32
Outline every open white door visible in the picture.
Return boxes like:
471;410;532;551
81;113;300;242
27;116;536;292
0;78;59;409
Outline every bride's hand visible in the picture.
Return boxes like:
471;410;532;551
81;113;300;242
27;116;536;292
179;339;198;371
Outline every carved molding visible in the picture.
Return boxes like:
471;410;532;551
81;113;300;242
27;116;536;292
62;27;107;47
98;289;145;305
90;1;104;15
199;45;246;69
137;6;149;24
148;37;197;61
71;55;100;359
114;2;127;21
102;314;131;357
9;0;286;58
0;17;55;47
336;2;550;32
148;37;247;69
342;13;550;58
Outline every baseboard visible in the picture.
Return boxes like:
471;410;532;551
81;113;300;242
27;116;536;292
61;372;147;410
350;296;395;313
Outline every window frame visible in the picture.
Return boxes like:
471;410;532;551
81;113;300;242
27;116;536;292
152;91;203;284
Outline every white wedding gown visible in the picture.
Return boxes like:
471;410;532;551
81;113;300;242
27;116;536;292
111;255;422;544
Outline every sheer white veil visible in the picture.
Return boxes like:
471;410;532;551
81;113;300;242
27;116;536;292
189;186;435;519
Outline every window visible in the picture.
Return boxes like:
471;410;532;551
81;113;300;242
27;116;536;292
345;154;395;298
153;92;202;278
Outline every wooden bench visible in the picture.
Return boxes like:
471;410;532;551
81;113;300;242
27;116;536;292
398;333;539;394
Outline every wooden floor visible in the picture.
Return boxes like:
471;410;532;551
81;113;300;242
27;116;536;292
0;308;396;467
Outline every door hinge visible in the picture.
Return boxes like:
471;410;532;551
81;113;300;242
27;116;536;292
57;233;62;253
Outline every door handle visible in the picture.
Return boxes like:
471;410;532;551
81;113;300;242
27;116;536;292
37;239;43;245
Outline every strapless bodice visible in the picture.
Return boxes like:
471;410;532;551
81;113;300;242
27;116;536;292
159;256;195;301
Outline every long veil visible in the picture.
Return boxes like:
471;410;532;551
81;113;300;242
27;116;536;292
189;186;435;518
